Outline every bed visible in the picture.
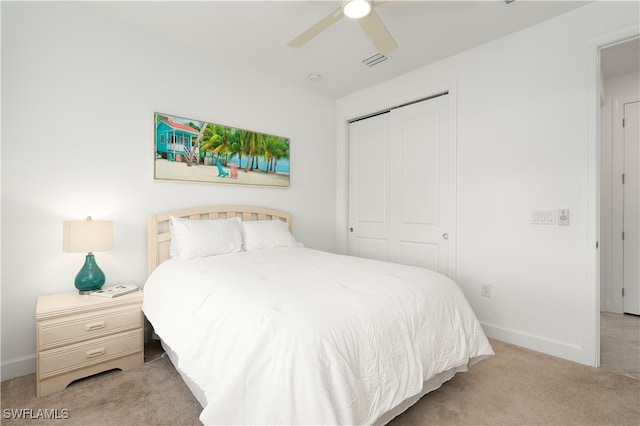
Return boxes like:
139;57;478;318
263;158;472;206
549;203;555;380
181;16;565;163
142;205;493;425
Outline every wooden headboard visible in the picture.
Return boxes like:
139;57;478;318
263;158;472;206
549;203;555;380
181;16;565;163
147;205;292;276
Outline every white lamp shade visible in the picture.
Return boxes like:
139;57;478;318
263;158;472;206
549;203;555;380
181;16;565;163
343;0;371;19
63;219;113;253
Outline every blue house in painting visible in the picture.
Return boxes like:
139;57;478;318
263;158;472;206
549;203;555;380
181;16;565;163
156;118;200;162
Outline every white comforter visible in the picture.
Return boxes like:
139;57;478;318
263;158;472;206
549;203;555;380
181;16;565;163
143;247;493;425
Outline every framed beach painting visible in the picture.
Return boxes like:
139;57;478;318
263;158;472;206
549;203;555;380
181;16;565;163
154;112;290;187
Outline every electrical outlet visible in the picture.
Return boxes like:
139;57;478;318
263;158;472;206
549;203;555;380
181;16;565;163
481;283;492;298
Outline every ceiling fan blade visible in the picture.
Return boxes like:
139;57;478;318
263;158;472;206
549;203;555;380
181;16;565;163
287;6;344;48
358;7;397;54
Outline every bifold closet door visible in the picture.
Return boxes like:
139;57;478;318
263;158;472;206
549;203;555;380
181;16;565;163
349;95;451;274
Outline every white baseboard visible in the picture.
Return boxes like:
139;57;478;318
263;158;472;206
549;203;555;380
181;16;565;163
481;321;584;365
1;354;36;381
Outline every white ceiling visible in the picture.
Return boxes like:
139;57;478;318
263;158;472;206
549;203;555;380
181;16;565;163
86;1;591;99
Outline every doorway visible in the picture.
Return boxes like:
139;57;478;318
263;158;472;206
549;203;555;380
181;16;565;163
599;37;640;377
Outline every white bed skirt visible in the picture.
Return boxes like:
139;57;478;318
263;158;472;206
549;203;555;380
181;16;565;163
161;339;208;408
160;338;470;425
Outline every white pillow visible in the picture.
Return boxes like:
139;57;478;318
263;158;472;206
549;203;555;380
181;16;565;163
242;220;299;251
169;216;243;259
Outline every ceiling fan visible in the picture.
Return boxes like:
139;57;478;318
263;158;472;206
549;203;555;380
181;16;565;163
287;0;398;55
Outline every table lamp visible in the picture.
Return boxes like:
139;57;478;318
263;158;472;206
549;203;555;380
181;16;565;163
63;216;113;294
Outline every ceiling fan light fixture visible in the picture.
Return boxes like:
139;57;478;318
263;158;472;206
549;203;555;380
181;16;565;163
343;0;371;19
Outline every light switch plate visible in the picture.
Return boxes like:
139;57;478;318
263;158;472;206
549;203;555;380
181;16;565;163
531;210;556;225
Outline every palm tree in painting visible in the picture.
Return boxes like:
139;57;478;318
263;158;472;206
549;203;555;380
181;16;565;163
253;133;266;171
212;125;234;165
237;130;250;170
264;135;289;173
186;121;207;166
200;125;221;161
229;129;242;166
244;132;261;172
200;125;240;166
263;135;277;173
271;138;289;174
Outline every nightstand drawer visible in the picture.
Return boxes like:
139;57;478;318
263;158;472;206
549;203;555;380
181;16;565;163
38;329;142;379
38;306;141;350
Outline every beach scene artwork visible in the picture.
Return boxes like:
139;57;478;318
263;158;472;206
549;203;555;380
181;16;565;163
154;112;290;187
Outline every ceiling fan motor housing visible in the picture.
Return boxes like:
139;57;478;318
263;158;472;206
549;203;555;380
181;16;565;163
343;0;372;19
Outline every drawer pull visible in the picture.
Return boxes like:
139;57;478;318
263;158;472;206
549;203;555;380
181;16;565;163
86;321;106;331
86;348;105;358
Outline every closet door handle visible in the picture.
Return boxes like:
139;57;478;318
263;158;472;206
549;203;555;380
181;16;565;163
442;233;448;240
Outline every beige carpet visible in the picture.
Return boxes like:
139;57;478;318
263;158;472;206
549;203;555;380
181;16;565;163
601;312;640;380
1;339;639;425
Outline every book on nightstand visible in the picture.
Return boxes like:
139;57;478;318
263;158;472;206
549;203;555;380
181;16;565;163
90;284;140;298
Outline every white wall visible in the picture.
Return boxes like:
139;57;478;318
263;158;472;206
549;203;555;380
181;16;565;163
600;71;640;313
337;2;639;365
1;2;336;380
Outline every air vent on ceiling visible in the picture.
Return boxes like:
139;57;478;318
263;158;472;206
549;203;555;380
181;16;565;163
362;53;388;67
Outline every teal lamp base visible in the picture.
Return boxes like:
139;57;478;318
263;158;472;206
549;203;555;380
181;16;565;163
75;254;105;294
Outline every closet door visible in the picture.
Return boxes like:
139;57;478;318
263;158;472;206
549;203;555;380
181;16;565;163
389;96;450;272
348;94;451;275
348;112;391;262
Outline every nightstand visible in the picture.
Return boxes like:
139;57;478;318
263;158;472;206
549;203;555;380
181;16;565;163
36;289;144;397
